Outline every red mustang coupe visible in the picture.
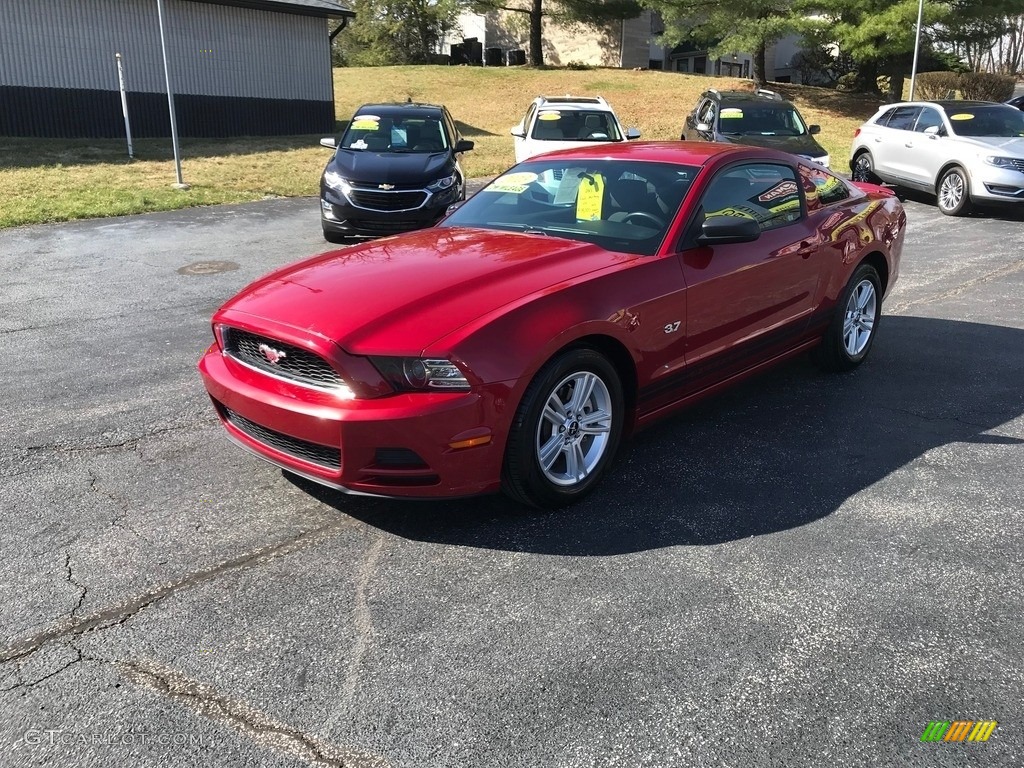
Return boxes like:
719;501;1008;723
199;142;905;508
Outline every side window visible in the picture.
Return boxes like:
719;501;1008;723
914;107;943;133
885;106;922;131
522;104;537;135
700;163;802;231
799;163;851;207
875;107;898;127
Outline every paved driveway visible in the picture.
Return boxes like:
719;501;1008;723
1;189;1022;767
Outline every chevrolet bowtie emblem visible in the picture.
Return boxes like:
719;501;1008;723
378;183;396;190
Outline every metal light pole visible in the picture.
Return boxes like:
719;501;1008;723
909;0;924;100
156;0;189;189
115;53;134;160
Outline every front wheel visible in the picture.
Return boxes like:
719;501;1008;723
937;167;972;216
502;349;624;509
813;263;882;372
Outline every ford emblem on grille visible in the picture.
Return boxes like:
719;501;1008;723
258;343;287;365
378;183;395;190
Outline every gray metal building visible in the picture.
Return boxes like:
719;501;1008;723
0;0;354;138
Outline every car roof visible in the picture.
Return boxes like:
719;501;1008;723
354;102;444;117
708;88;792;106
882;100;1002;110
534;95;612;111
516;140;790;166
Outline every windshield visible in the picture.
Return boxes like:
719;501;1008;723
440;159;698;256
339;114;448;153
718;105;809;137
530;110;623;142
943;105;1024;137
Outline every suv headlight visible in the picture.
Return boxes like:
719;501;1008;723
427;173;457;191
985;155;1019;169
370;357;470;392
323;170;351;193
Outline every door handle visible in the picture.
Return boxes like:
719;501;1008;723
797;241;815;259
905;142;913;148
873;137;882;142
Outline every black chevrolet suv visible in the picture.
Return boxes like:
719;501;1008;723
319;103;474;242
680;88;830;168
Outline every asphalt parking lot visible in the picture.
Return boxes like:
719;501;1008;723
1;186;1022;767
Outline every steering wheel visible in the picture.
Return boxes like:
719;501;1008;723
622;211;665;228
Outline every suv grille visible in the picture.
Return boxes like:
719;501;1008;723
223;406;340;470
1005;158;1024;174
223;328;344;389
349;190;427;211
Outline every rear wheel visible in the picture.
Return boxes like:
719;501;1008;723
936;166;972;216
851;151;878;184
813;263;882;372
502;349;624;509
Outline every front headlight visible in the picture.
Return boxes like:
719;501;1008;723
427;173;457;191
370;357;470;392
985;155;1019;169
814;154;830;168
323;170;351;193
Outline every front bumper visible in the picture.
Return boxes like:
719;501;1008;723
320;184;460;237
969;165;1024;203
199;344;510;499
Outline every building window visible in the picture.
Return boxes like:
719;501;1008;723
675;58;690;73
649;59;663;70
694;56;706;74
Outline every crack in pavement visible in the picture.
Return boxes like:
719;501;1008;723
65;552;88;620
22;420;215;457
121;658;389;768
86;469;150;542
343;532;386;705
0;519;355;665
887;258;1024;315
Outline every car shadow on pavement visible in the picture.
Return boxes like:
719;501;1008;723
288;316;1024;555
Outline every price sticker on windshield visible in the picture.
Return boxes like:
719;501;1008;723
575;173;605;221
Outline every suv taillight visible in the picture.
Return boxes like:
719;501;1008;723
854;128;861;138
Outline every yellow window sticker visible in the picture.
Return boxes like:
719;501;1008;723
950;113;974;121
538;111;561;121
500;172;538;186
720;108;744;118
484;171;539;195
351;116;380;130
575;173;605;221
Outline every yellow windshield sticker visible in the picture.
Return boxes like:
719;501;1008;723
950;113;974;121
500;172;538;186
720;108;744;118
575;173;605;221
351;118;380;130
538;111;561;121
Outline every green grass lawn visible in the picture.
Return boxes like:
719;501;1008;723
0;66;884;229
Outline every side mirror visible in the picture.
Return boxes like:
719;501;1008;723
808;124;821;135
320;137;337;149
695;122;711;132
455;139;475;153
511;125;525;138
697;215;761;245
626;127;641;140
923;125;941;137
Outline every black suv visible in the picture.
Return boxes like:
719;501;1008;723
681;88;830;167
319;103;474;242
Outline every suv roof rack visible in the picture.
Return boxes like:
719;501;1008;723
755;88;783;100
539;95;607;106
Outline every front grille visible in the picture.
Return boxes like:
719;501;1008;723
1005;158;1024;174
348;189;427;211
223;406;340;470
350;219;425;233
223;328;344;390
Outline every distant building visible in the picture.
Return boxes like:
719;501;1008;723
0;0;354;138
443;10;812;84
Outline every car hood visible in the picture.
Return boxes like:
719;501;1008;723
722;133;828;158
219;227;632;354
326;149;452;186
953;135;1024;156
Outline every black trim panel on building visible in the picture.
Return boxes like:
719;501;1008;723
0;86;334;138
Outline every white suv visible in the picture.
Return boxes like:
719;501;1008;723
850;99;1024;216
510;96;641;162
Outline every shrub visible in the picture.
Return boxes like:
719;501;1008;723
835;72;858;92
958;72;1016;101
565;60;592;71
914;71;962;100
